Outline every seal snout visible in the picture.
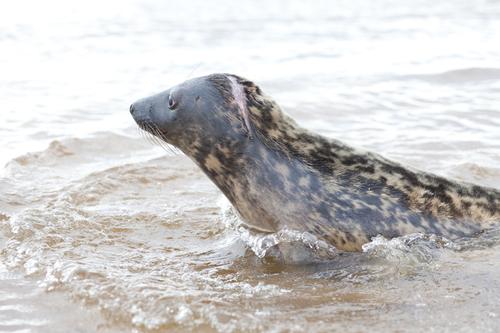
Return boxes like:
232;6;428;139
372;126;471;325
129;101;145;118
129;91;177;139
129;103;141;120
129;99;153;129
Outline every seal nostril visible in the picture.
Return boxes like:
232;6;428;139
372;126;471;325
130;104;135;115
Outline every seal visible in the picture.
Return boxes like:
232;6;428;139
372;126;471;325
130;73;500;251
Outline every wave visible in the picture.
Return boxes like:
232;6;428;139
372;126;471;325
4;131;167;170
447;163;500;188
401;67;500;84
1;146;498;332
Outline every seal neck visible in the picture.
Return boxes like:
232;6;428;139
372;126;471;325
192;136;314;233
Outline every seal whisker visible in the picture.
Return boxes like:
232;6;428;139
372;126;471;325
149;123;181;156
138;126;153;145
149;124;172;153
143;124;162;149
145;125;162;147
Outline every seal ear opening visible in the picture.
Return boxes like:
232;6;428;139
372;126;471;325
228;76;254;140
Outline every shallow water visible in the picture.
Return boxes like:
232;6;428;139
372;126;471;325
1;0;500;332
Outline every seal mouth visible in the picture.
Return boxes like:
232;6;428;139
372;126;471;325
134;118;154;132
134;119;178;154
136;119;167;141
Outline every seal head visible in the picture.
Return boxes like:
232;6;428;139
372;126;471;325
130;75;252;155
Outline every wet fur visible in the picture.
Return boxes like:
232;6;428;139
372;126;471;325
133;74;500;251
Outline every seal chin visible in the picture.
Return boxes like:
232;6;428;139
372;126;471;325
134;118;155;132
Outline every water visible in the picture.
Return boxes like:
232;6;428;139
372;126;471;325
1;0;500;331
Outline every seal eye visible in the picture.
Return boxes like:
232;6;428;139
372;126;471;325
168;95;177;110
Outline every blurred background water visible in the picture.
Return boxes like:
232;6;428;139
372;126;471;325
1;0;500;332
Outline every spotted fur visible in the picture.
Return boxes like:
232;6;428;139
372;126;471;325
130;73;500;251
